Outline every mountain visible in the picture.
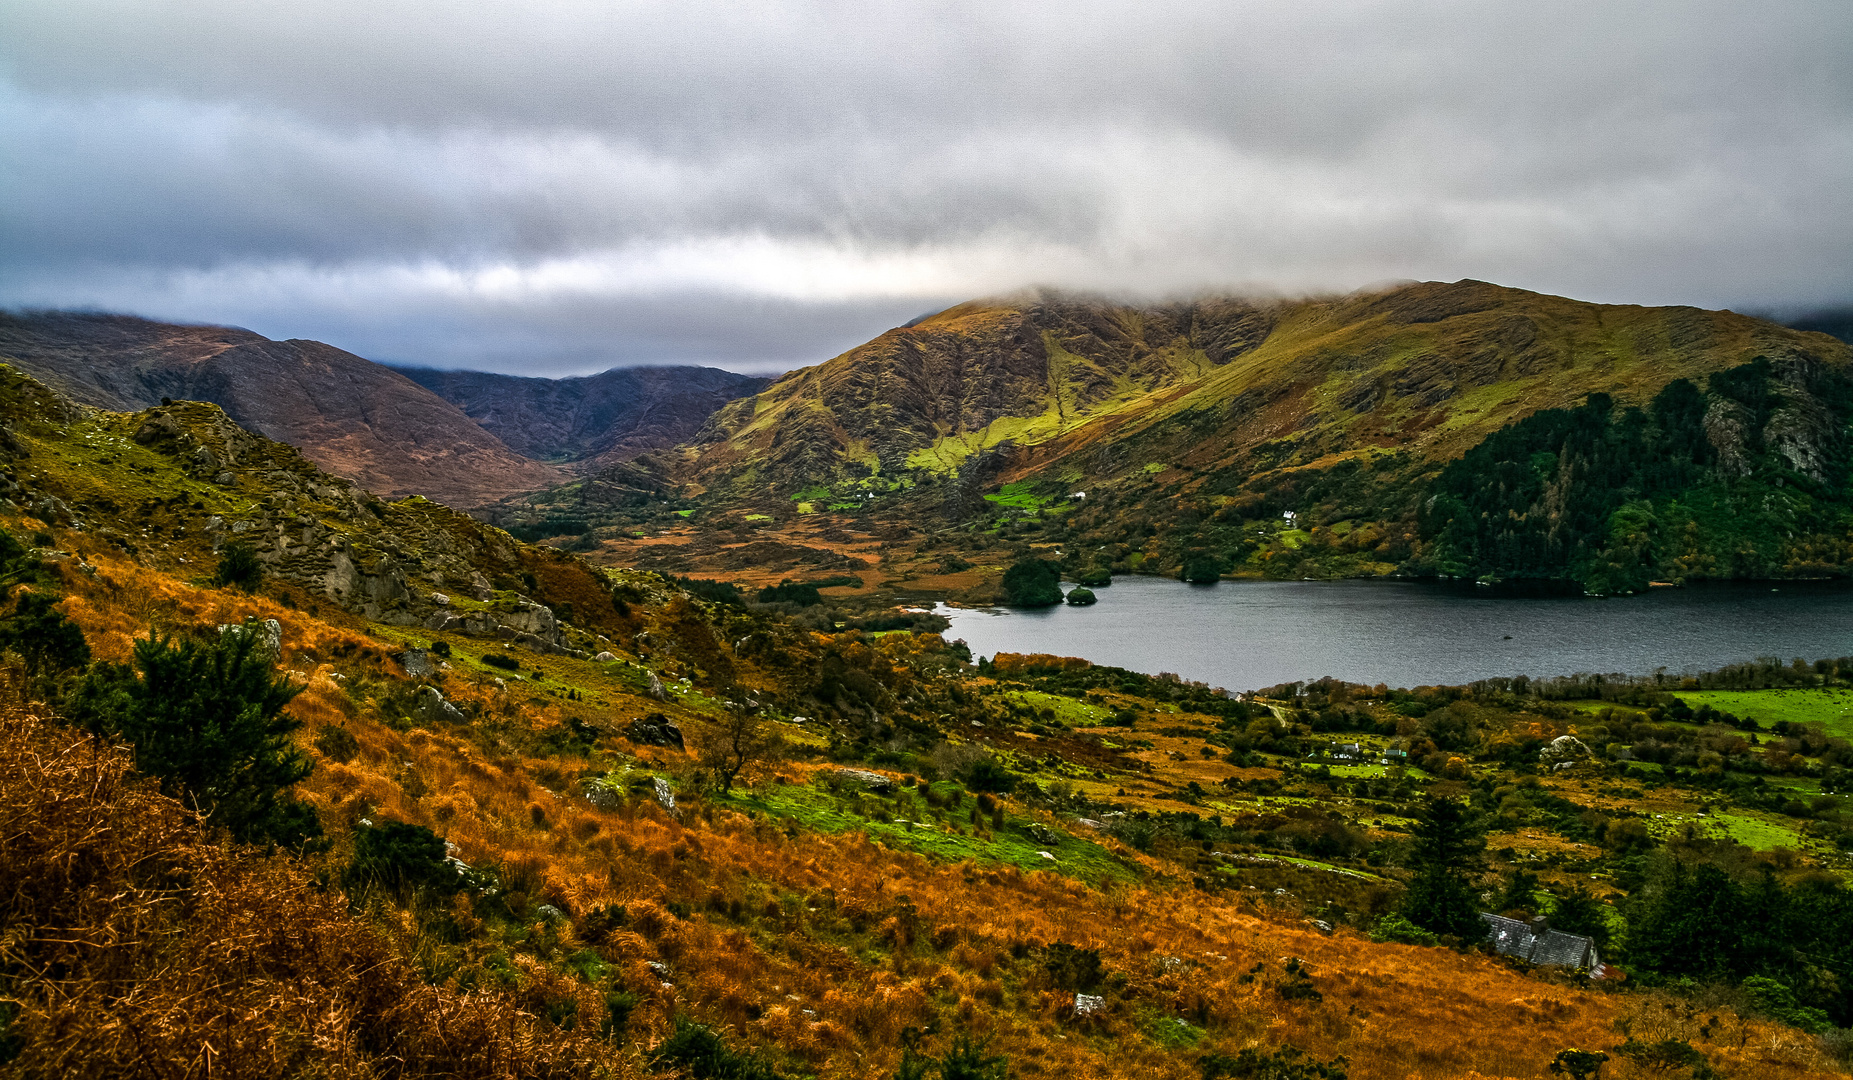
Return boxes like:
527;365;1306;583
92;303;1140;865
0;311;561;508
395;363;769;468
688;280;1846;493
646;280;1852;593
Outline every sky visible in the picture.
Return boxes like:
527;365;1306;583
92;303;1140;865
1;1;1849;377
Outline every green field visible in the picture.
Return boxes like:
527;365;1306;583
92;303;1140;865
1674;688;1853;736
726;783;1134;883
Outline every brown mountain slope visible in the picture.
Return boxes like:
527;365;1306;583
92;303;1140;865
684;280;1850;497
396;363;768;468
0;311;561;508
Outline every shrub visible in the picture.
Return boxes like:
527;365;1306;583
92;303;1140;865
1075;566;1112;587
213;542;264;592
1368;914;1439;947
481;652;521;671
313;723;360;764
343;820;467;900
429;639;452;658
66;627;319;848
1064;587;1097;606
960;756;1017;794
1199;1045;1348;1079
648;1016;789;1079
1045;942;1104;991
1181;555;1225;584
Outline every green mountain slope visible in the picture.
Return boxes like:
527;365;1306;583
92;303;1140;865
659;280;1850;592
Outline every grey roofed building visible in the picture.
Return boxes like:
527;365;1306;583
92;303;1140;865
1480;913;1603;976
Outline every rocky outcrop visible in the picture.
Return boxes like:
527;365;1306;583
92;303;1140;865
624;713;685;750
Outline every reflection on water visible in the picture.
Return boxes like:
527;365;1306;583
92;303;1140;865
933;576;1853;692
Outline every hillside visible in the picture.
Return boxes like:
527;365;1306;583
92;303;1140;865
0;365;1850;1078
398;364;769;468
0;311;561;508
546;281;1852;595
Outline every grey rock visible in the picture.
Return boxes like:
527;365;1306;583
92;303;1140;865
833;768;895;794
652;776;678;816
535;904;566;924
398;648;438;678
584;777;623;810
646;669;670;701
625;713;685;749
414;685;465;726
1074;993;1106;1016
219;618;283;661
594;650;617;662
430;591;451;606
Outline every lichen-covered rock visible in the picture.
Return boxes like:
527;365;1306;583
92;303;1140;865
398;648;437;678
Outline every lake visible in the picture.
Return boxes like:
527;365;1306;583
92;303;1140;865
934;576;1853;691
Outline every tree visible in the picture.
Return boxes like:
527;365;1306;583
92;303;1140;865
1548;1049;1608;1080
1547;883;1611;951
0;590;90;691
698;710;778;792
67;624;318;846
213;541;264;592
1401;796;1486;938
1182;554;1224;584
1000;558;1062;607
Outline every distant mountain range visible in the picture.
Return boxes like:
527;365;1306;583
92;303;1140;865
0;312;764;508
394;365;767;469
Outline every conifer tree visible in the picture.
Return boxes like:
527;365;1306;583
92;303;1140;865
1401;796;1486;938
68;623;319;847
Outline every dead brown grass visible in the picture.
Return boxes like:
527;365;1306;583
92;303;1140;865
0;708;636;1079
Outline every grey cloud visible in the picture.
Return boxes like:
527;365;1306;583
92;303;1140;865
0;0;1848;375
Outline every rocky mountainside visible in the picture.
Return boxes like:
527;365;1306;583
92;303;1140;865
397;364;768;468
0;312;561;508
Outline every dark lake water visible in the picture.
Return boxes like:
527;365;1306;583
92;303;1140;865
933;577;1853;692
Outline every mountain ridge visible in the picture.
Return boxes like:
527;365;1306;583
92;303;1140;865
0;311;560;508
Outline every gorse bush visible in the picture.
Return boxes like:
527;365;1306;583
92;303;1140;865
66;624;319;847
1198;1045;1347;1079
343;820;469;900
649;1017;795;1079
213;541;264;592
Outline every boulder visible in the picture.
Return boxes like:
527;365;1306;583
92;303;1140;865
218;618;283;661
1540;734;1592;762
625;713;685;749
652;776;678;816
593;651;617;662
398;648;438;678
833;768;895;794
646;670;670;701
413;685;465;725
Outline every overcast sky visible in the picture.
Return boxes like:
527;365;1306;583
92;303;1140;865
2;1;1849;376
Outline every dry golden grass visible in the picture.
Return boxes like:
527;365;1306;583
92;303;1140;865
15;544;1849;1080
0;707;638;1080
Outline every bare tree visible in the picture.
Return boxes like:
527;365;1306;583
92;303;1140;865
698;710;779;792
